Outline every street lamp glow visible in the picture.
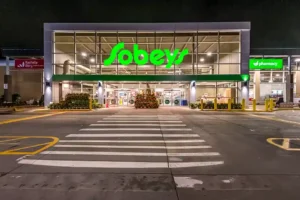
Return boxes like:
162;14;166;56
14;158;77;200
81;52;87;57
207;52;212;56
200;58;205;62
90;58;95;63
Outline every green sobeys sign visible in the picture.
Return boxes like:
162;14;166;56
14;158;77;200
104;42;189;69
249;59;283;70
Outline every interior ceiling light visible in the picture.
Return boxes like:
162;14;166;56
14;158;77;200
295;58;300;62
81;52;87;57
276;74;280;77
207;52;212;56
90;58;95;63
200;58;205;62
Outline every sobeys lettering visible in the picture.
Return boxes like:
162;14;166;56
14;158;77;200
104;42;189;68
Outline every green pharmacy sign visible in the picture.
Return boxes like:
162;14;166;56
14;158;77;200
104;42;189;68
249;59;283;70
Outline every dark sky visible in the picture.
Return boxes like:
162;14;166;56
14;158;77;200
0;0;299;50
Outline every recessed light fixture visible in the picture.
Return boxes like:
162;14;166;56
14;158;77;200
81;52;87;57
295;58;300;62
207;52;212;56
90;58;95;63
200;58;205;62
276;74;280;77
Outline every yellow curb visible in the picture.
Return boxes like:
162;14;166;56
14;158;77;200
0;112;66;125
0;136;59;155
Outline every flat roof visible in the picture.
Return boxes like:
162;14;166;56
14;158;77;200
44;22;251;32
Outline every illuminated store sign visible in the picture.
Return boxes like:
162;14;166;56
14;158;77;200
249;59;283;70
104;42;189;68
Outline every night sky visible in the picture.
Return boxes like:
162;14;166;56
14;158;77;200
0;0;299;50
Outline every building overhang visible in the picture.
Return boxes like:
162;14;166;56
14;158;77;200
52;74;249;82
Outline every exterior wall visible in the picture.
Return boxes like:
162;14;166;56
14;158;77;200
44;22;251;107
0;67;42;101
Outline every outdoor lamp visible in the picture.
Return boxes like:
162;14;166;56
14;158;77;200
45;81;51;87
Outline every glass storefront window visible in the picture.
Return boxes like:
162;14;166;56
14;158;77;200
272;72;283;83
53;31;241;75
260;72;271;83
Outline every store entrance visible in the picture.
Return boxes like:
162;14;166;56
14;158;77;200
103;81;189;107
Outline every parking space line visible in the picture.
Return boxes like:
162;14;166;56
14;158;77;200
0;136;59;155
0;112;66;125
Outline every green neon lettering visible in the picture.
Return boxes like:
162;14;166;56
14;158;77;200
165;49;179;68
175;49;189;65
104;42;124;66
118;49;133;65
133;44;148;65
150;50;165;66
104;43;188;68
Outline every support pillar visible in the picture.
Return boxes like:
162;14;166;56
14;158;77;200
254;71;260;102
189;81;196;104
4;57;12;102
97;81;104;104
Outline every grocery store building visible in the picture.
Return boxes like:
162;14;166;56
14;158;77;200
44;22;251;107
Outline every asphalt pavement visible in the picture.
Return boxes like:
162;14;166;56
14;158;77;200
0;108;300;200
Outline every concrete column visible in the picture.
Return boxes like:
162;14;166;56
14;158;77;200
254;71;261;101
189;81;196;103
4;57;12;102
97;81;103;104
44;26;53;107
295;71;300;101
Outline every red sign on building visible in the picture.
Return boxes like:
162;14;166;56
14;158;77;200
15;59;44;69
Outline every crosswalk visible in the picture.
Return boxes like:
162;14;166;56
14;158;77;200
18;114;224;169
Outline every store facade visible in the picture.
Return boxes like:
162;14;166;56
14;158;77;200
44;22;250;107
249;48;300;104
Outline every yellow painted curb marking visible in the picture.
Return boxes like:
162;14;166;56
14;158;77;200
0;112;66;125
267;138;300;151
0;136;59;155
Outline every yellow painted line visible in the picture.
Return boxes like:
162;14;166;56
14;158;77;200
0;136;59;155
0;112;66;125
0;137;27;143
249;114;300;126
267;138;300;151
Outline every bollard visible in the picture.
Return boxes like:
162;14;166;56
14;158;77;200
265;99;269;111
242;98;245;111
200;99;204;111
252;99;256;111
228;98;232;111
214;98;217;111
89;98;92;110
269;98;273;112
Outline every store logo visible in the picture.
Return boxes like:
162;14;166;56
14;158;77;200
104;42;189;68
249;59;283;70
18;62;26;68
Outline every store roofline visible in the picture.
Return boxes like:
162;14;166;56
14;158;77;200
44;22;251;31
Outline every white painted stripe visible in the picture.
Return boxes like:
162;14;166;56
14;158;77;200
169;161;224;168
41;151;220;157
66;134;199;138
18;160;224;168
89;124;186;127
97;121;182;123
59;139;205;143
174;177;203;188
54;144;212;149
80;128;192;131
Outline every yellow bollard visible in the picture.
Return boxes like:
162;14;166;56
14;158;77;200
89;98;92;110
228;98;231;111
200;99;204;111
269;98;273;112
265;99;269;111
242;98;245;111
252;99;256;111
214;98;217;111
